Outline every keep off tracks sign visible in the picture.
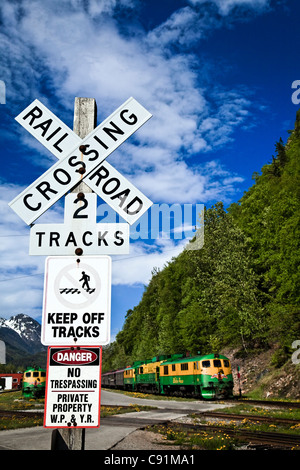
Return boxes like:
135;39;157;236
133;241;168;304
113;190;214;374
44;346;101;428
42;256;111;346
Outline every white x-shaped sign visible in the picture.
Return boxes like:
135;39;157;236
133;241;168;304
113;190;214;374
9;98;153;226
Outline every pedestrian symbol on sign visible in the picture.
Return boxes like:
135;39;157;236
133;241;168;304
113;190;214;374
79;271;90;291
53;259;101;309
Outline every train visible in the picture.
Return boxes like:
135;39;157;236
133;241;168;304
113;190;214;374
102;353;234;399
0;367;46;398
22;367;46;398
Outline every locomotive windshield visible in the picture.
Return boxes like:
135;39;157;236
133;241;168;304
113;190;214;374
202;360;210;367
213;359;222;367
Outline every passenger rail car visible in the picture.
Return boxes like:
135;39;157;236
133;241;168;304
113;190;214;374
22;367;46;398
102;353;233;399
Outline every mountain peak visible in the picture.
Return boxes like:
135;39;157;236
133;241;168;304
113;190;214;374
0;314;42;345
0;314;46;367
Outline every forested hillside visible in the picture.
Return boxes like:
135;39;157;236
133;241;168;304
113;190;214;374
103;112;300;372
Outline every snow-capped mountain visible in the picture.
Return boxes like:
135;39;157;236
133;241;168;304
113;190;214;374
0;314;46;366
1;314;41;343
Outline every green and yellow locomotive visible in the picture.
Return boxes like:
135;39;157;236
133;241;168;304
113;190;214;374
102;353;234;399
22;367;46;398
159;353;233;399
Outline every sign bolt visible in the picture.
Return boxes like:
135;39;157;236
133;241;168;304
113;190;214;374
76;166;86;175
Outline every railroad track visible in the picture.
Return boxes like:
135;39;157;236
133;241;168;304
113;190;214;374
166;421;300;449
234;398;300;409
196;410;300;425
0;409;43;419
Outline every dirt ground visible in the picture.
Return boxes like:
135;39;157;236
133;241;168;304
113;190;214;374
111;428;182;450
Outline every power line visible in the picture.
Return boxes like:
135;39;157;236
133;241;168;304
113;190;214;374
0;234;28;237
0;246;184;283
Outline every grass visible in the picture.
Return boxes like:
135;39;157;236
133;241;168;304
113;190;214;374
0;391;44;411
203;403;300;436
99;403;156;417
150;423;239;450
220;403;300;422
0;414;44;430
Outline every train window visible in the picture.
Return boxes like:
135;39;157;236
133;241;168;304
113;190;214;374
180;363;189;371
13;378;18;383
202;361;210;368
172;364;176;371
164;365;169;375
223;360;230;368
213;359;222;367
41;372;46;377
139;367;143;374
25;372;31;377
193;362;199;370
33;372;39;377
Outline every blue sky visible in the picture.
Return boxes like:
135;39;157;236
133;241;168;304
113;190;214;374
0;0;299;341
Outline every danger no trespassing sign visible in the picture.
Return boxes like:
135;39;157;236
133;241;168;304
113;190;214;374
44;346;101;428
41;256;111;346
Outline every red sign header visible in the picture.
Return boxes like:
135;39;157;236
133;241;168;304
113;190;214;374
52;348;98;365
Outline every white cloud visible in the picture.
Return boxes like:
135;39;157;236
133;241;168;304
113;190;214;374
0;0;255;159
0;182;64;319
112;238;187;286
188;0;270;15
146;7;211;48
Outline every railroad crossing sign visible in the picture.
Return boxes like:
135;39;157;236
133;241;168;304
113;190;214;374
44;345;101;428
42;256;111;346
29;192;130;255
9;97;153;225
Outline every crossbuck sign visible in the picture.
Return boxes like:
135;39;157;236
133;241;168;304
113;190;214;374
9;98;153;226
9;97;153;346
